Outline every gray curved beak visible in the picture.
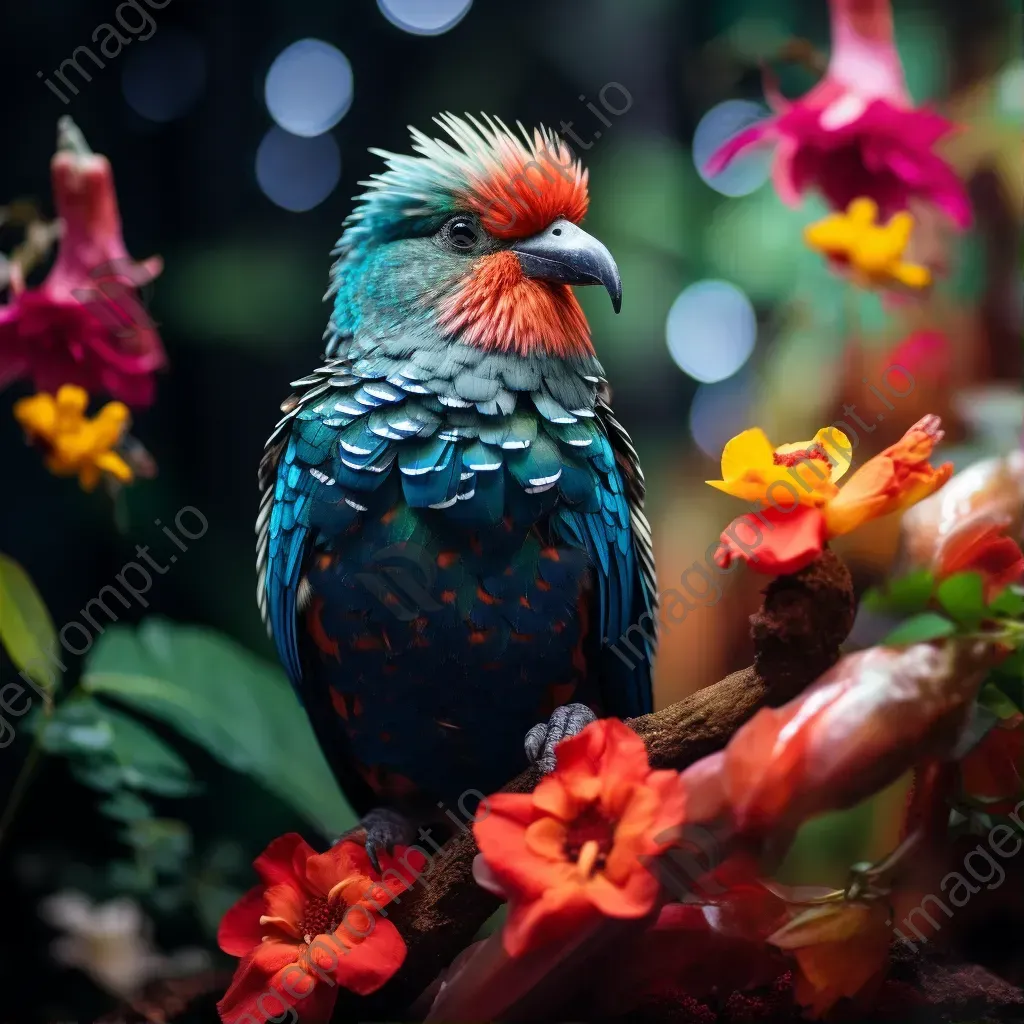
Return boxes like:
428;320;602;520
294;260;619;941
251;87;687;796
512;218;622;313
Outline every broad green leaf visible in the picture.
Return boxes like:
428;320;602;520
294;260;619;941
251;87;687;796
989;586;1024;619
936;573;987;630
82;619;355;838
862;570;936;616
883;612;957;646
0;553;60;696
41;698;197;797
978;682;1022;720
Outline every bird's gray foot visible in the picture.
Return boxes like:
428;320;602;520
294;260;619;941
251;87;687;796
525;703;597;774
339;807;417;874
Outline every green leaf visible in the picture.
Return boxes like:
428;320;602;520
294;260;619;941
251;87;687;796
978;682;1022;720
936;573;987;629
883;612;958;646
989;586;1024;619
41;698;197;797
863;569;936;616
0;553;60;696
81;619;355;838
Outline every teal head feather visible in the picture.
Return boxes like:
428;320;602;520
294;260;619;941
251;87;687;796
323;113;621;362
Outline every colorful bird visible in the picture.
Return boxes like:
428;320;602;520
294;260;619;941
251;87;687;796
257;114;656;862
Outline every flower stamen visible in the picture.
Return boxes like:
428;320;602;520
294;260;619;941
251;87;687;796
773;444;831;468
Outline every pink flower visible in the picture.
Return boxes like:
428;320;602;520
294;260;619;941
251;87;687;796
707;0;971;229
0;118;165;408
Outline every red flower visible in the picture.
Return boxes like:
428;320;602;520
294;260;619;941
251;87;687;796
707;0;970;228
473;718;686;957
0;118;165;408
933;512;1024;603
217;834;425;1023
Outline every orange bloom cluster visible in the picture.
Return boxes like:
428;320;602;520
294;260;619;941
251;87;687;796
473;718;687;956
710;415;954;575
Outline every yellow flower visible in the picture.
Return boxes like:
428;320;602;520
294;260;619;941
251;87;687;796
708;417;954;575
706;426;855;509
804;197;931;290
14;384;133;491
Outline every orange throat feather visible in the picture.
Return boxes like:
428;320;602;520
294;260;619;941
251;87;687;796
437;250;594;358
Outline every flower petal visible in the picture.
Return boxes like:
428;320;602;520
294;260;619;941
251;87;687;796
524;816;568;861
718;505;828;575
531;775;576;821
330;917;408;995
503;885;595;958
585;866;660;919
254;833;318;892
706;123;778;177
720;428;777;482
933;513;1024;603
217;885;266;957
263;885;304;937
475;794;567;897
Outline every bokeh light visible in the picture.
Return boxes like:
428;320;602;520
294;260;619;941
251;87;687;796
693;99;772;197
377;0;474;35
265;40;353;138
689;371;756;461
666;280;757;383
256;128;341;213
997;60;1024;117
121;30;206;123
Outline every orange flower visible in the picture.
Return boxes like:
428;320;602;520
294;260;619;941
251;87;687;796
713;415;953;575
769;901;891;1018
933;512;1024;602
473;718;686;957
217;834;425;1023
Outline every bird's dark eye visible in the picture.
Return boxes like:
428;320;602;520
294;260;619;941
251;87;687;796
443;216;480;251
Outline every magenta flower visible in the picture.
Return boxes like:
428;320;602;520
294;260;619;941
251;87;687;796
0;118;166;408
707;0;971;229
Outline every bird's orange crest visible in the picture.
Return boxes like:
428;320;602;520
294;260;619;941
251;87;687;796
450;119;590;238
356;114;590;242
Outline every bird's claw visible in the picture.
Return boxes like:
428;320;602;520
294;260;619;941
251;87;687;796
338;808;416;874
525;703;597;774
